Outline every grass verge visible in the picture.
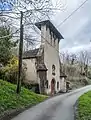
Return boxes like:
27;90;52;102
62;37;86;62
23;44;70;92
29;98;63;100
0;80;47;114
77;91;91;120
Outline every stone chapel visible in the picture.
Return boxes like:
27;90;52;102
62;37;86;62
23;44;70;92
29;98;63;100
23;20;66;95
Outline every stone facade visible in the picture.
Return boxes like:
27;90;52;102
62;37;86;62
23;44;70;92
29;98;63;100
23;20;66;95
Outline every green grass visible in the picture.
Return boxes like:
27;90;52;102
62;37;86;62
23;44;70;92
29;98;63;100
77;91;91;120
0;80;47;114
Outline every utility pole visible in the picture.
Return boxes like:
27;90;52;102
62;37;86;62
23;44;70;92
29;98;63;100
16;11;23;94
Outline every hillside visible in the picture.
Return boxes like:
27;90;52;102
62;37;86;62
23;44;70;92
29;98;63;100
0;80;47;115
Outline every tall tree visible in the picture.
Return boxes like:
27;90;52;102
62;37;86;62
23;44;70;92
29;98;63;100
0;26;17;65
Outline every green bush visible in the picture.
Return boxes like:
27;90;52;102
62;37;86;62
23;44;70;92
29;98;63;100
0;56;26;84
22;83;40;94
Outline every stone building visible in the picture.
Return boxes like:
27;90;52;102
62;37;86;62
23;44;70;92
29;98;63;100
23;20;66;95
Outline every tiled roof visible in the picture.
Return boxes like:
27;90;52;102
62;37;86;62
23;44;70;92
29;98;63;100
35;20;64;40
37;64;48;71
23;48;39;59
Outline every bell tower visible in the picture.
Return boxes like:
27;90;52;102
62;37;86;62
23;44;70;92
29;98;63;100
35;20;63;50
35;20;64;94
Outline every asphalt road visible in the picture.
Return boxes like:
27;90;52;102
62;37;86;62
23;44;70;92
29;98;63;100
12;86;91;120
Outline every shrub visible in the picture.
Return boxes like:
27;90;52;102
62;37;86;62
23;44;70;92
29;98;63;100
77;91;91;120
0;56;27;84
22;83;40;94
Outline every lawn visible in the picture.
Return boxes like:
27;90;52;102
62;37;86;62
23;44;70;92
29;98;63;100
77;91;91;120
0;80;47;115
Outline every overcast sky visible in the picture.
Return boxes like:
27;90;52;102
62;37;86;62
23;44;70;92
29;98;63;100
51;0;91;53
1;0;91;53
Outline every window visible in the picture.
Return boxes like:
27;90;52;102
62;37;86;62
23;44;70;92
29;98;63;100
52;64;56;75
54;35;56;46
46;26;48;31
54;39;55;46
50;32;52;44
57;82;59;90
46;80;48;89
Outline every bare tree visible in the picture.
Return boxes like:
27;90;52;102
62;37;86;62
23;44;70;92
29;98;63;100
0;0;66;50
70;54;77;65
79;50;89;76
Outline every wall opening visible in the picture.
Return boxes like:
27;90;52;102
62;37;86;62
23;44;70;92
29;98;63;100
57;81;59;90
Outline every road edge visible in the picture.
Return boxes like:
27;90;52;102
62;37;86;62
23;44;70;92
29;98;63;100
74;100;79;120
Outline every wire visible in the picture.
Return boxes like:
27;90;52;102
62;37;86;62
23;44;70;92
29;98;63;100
0;11;20;14
57;0;89;27
0;14;20;19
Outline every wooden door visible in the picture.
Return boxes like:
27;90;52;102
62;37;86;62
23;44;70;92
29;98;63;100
51;79;55;95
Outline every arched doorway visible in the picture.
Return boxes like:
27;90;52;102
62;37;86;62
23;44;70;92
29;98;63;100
51;78;55;95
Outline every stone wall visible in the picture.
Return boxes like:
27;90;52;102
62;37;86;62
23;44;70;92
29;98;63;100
23;58;38;84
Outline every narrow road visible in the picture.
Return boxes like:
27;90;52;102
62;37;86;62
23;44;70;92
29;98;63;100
12;86;91;120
